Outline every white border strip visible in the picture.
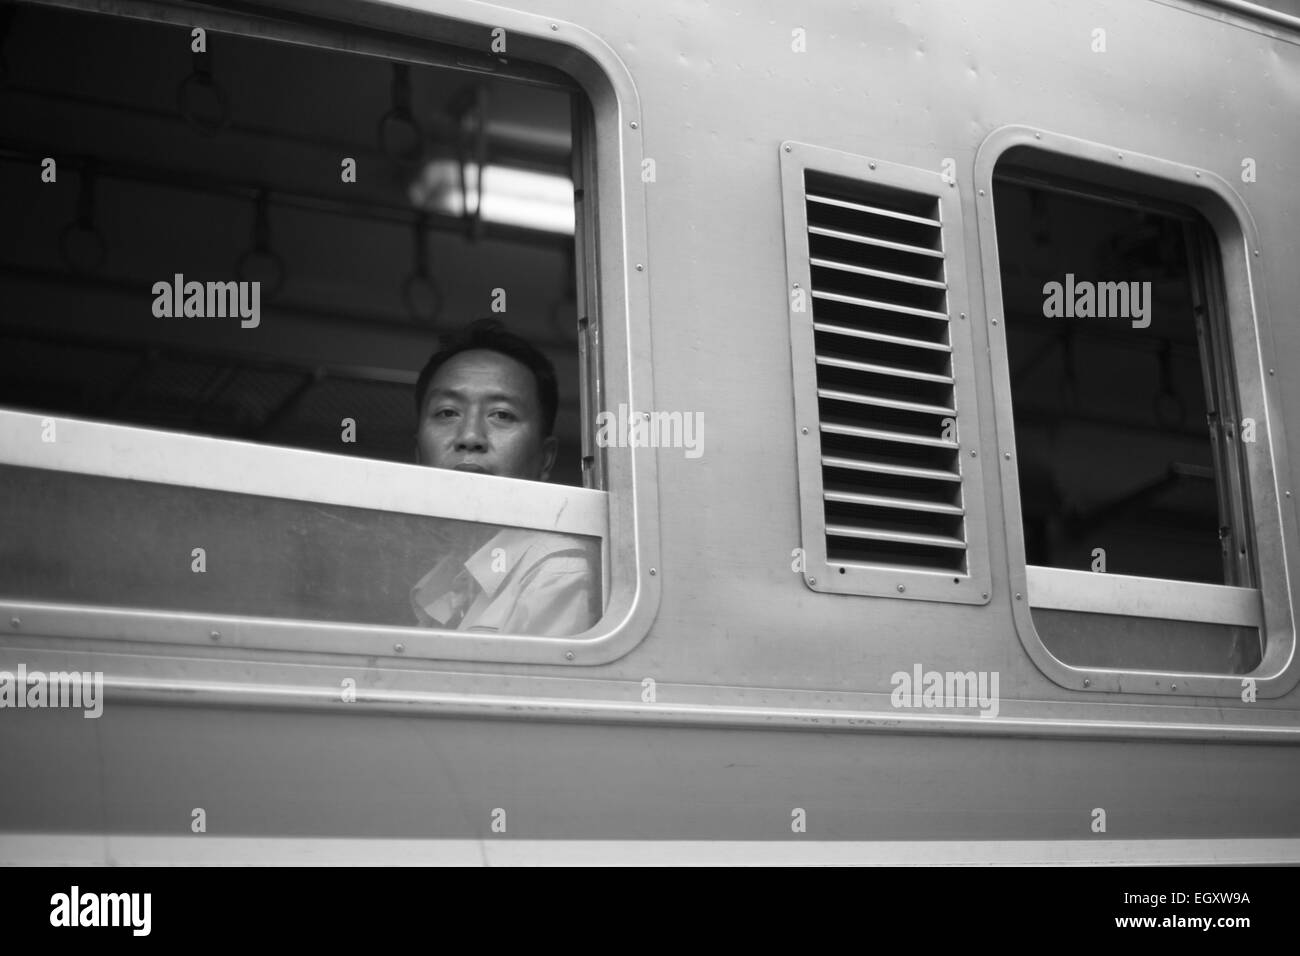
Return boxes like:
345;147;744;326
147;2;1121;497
2;834;1297;866
0;410;607;537
1027;566;1263;627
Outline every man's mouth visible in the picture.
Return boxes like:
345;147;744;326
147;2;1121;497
453;463;490;474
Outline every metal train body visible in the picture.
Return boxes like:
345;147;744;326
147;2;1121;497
2;0;1300;863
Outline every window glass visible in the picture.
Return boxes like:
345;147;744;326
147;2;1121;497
0;464;601;635
1032;608;1260;676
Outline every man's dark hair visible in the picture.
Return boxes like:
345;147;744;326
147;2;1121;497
414;319;559;437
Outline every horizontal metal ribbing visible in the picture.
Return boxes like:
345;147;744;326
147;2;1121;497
821;455;961;483
809;256;947;290
821;421;958;448
806;193;942;229
814;322;952;354
816;353;954;385
812;289;949;322
808;225;943;260
825;489;964;516
825;523;966;549
817;387;955;417
806;227;941;264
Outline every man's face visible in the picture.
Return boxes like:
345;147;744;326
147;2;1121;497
416;348;557;481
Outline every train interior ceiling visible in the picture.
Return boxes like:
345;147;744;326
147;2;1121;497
0;4;589;485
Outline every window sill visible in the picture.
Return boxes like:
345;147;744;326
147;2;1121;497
1026;565;1262;628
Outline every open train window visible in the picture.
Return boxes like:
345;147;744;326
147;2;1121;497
0;1;659;663
976;128;1299;697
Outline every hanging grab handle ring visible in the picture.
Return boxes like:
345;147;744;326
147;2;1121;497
378;63;423;165
455;85;490;240
236;188;285;299
58;164;107;273
402;213;442;325
178;45;230;135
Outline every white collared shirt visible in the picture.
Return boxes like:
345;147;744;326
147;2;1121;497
410;527;599;636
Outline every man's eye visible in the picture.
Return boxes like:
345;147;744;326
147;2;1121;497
490;410;517;422
433;408;458;419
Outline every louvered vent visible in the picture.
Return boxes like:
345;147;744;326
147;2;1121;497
804;170;967;573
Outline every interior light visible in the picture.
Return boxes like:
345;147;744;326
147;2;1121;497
409;160;575;235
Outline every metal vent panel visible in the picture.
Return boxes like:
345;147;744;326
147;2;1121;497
781;142;989;604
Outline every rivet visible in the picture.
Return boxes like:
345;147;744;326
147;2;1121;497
793;282;800;289
1255;250;1261;257
978;189;985;196
643;412;651;420
565;651;575;660
394;642;405;654
1171;683;1178;692
1015;592;1022;600
630;121;638;130
1269;368;1275;375
1083;678;1091;688
801;427;809;434
1117;153;1123;160
649;567;657;576
897;584;905;593
550;22;558;30
970;449;977;457
809;577;817;586
9;616;20;628
1034;132;1042;139
635;263;644;271
960;312;966;320
991;318;998;325
869;162;877;170
209;630;221;641
1286;491;1292;498
981;592;989;600
1194;170;1201;177
784;144;792;153
1003;452;1011;460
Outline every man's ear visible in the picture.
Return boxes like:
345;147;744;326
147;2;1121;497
538;435;558;482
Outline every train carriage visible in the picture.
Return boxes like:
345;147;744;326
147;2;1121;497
0;0;1298;864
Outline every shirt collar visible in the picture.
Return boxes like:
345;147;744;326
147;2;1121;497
412;526;590;625
462;526;575;599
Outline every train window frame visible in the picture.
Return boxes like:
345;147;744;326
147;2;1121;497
0;0;660;666
974;125;1300;698
779;141;992;606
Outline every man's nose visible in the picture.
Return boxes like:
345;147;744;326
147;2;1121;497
453;412;489;452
